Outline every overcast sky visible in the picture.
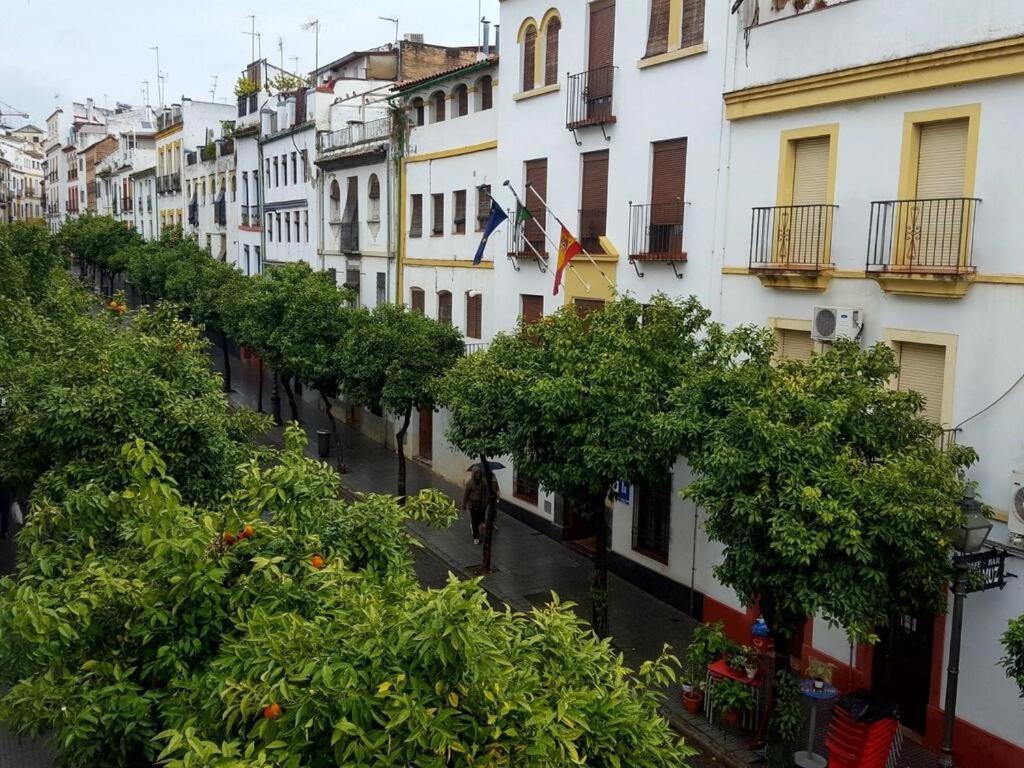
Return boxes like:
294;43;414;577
1;0;500;127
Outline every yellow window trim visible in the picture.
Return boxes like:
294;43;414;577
767;317;827;356
403;258;494;270
883;328;958;428
638;42;708;70
776;124;839;206
896;104;980;200
513;83;561;101
724;34;1024;120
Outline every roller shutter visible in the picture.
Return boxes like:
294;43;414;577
896;342;946;424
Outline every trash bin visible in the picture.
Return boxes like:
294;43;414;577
316;430;331;459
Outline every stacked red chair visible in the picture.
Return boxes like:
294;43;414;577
824;698;900;768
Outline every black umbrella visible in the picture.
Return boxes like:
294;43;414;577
467;460;506;472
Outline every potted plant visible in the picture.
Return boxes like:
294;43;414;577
713;679;756;726
727;644;760;679
806;659;835;691
681;676;704;714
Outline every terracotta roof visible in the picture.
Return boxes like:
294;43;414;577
393;56;497;93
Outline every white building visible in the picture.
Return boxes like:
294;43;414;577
0;130;44;221
184;130;236;261
131;167;157;241
96;129;156;229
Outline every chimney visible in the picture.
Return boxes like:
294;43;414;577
86;98;96;122
494;25;500;54
285;96;296;128
481;19;491;57
260;108;273;135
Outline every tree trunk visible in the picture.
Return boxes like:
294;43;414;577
591;490;610;638
321;391;347;474
480;455;498;573
220;331;232;393
396;408;412;503
755;592;799;749
281;377;300;423
271;372;282;425
257;358;265;413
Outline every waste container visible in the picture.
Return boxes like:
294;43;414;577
317;430;331;458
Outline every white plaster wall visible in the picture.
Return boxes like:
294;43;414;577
261;125;317;265
235;133;263;274
322;156;392;262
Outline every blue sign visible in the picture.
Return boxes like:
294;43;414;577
613;480;631;503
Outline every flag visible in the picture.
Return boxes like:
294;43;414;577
474;200;508;264
515;202;533;227
553;226;582;296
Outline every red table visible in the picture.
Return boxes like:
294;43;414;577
704;658;764;729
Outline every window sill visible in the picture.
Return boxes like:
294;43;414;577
513;83;561;102
637;42;708;70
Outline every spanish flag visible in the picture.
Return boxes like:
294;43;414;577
553;226;582;296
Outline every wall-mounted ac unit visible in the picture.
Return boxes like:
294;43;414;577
1008;471;1024;542
812;306;863;343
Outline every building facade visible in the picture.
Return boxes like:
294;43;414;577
185;132;236;260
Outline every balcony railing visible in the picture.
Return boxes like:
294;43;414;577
214;198;227;226
628;201;686;262
566;66;616;130
240;206;250;226
464;342;489;355
338;222;359;253
188;202;199;227
507;210;547;259
749;204;838;271
866;198;979;275
578;208;607;253
186;150;197;166
319;117;391;151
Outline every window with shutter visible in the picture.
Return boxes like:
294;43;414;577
913;119;969;267
368;174;381;223
785;135;831;264
453;84;469;117
410;287;425;314
681;0;706;49
453;190;467;234
411;97;425;126
514;471;539;505
342;177;358;224
580;150;609;252
431;91;446;123
410;194;423;237
544;18;560;86
524;159;547;253
466;292;482;338
523;26;537;91
633;474;671;563
477;185;491;230
646;0;671;58
649;138;686;254
478;76;493;111
437;291;453;326
775;328;814;362
521;294;543;324
574;298;606;319
431;193;444;235
896;342;947;425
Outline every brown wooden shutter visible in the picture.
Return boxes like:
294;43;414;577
651;138;686;205
453;190;466;234
580;150;609;251
523;27;537;91
410;194;423;237
410;287;425;314
432;193;444;234
524;159;547;251
588;0;616;72
480;76;493;110
545;19;560;86
457;86;468;117
433;91;446;122
646;0;671;58
681;0;706;49
521;294;543;324
437;291;452;325
466;292;482;338
477;185;491;229
775;328;814;362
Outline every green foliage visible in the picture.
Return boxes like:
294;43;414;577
679;338;977;642
711;679;755;716
1001;615;1024;698
57;211;140;272
0;220;68;300
267;71;306;93
683;621;738;687
234;76;260;98
765;671;804;768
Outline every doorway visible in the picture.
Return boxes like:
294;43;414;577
872;612;935;735
418;407;433;462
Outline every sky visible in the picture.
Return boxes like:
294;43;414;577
0;0;500;128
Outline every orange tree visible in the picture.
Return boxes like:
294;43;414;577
1003;615;1024;697
57;212;140;294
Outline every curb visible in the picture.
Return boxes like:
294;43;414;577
660;708;759;768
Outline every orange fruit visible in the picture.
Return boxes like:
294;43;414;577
310;555;326;570
263;703;282;720
174;342;183;351
224;532;237;545
239;525;254;539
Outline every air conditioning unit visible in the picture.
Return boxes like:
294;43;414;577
811;306;864;343
1008;471;1024;542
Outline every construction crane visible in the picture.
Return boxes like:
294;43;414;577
0;101;29;124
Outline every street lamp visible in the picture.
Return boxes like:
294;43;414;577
938;501;993;768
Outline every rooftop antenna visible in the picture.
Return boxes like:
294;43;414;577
209;75;218;101
379;17;399;78
148;46;162;108
290;55;300;75
244;15;257;61
277;36;284;69
301;18;320;81
141;80;150;107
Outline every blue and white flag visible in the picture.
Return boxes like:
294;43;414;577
474;199;509;264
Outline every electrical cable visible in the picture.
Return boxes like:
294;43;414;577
954;368;1024;430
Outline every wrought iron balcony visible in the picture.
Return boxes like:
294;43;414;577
240;206;250;226
320;117;390;151
566;66;616;130
749;204;838;271
506;212;547;262
866;198;979;275
628;201;686;276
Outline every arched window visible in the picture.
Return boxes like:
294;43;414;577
368;174;381;222
522;26;537;91
437;290;453;326
410;97;425;127
329;179;341;221
544;17;561;86
431;90;446;123
410;287;425;315
476;75;493;111
452;84;469;117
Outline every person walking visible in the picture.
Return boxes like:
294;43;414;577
462;467;499;545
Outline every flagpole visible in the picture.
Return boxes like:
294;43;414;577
524;183;616;289
502;181;590;291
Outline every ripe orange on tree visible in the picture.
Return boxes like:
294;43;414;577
310;555;326;570
262;703;282;720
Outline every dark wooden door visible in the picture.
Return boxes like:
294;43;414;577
580;150;609;252
650;138;687;254
587;0;616;118
418;406;433;461
872;612;935;734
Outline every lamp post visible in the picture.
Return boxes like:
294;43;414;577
938;504;993;768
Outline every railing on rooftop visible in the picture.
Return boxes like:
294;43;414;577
319;117;390;151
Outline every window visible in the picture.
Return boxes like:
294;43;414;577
431;90;446;123
513;471;539;505
522;25;537;91
431;193;444;235
544;16;560;86
410;287;425;314
895;341;947;425
453;190;467;234
254;246;261;272
775;327;814;362
242;171;249;206
580;149;610;252
411;97;426;126
681;0;706;49
294;211;300;242
646;1;672;60
376;272;386;306
342;177;358;231
368;174;381;222
633;474;671;563
291;152;297;184
477;76;493;111
524;159;547;253
521;294;543;324
649;138;687;255
786;134;831;264
265;159;270;187
276;212;282;241
285;212;291;242
281;154;288;186
302;150;309;182
273;157;279;187
243;244;250;274
345;267;361;305
453;84;469;117
304;210;309;242
574;298;606;319
476;184;492;230
911;118;971;267
231;173;236;202
465;291;482;338
330;179;341;221
410;194;423;237
437;290;452;325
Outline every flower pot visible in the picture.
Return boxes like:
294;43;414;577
745;666;757;679
722;709;739;726
813;679;824;691
681;683;693;694
682;690;703;715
